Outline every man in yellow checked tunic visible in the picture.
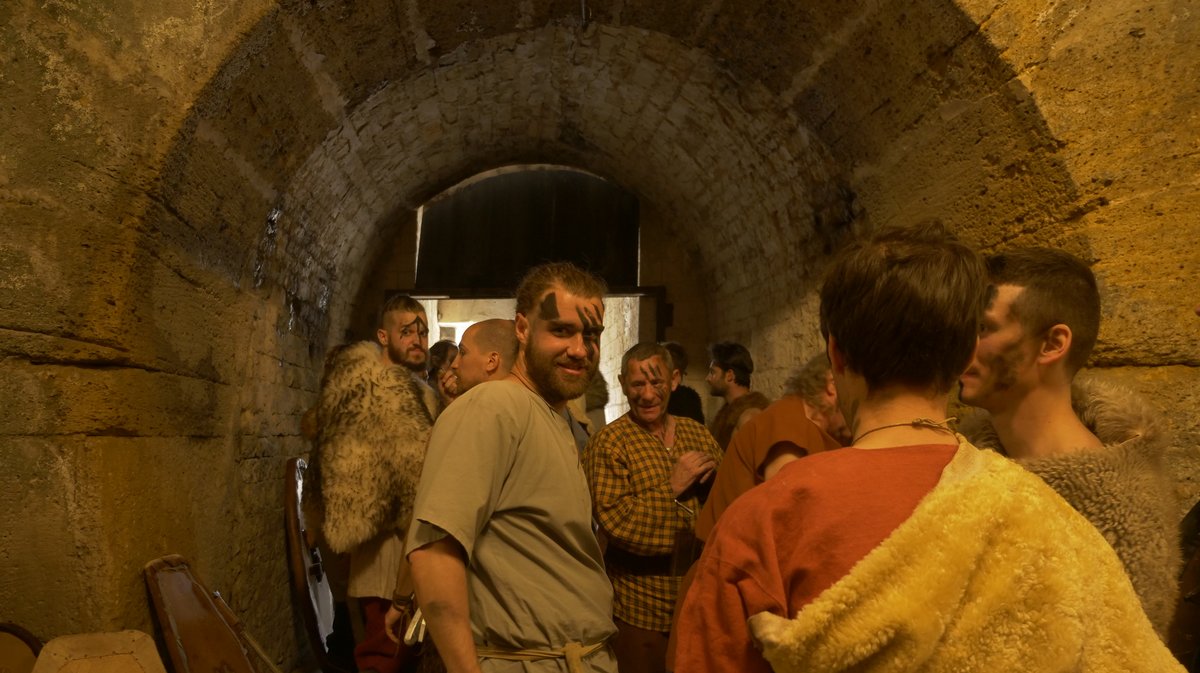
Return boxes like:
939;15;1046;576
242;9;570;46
583;342;723;673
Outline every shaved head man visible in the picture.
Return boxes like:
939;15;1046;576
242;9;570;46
452;319;519;394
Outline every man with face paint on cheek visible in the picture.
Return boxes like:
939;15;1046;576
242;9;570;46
404;262;620;673
958;248;1181;635
582;342;723;673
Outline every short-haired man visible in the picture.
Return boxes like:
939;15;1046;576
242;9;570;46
313;294;436;673
406;262;618;673
378;294;433;371
583;343;722;673
704;341;770;449
959;247;1180;633
677;224;1181;673
780;353;853;447
451;318;519;394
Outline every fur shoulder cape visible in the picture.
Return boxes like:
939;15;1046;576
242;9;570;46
312;341;434;553
960;377;1181;633
748;439;1184;673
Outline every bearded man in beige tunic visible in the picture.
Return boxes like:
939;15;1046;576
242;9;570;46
406;262;618;673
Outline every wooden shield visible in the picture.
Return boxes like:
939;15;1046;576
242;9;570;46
143;555;255;673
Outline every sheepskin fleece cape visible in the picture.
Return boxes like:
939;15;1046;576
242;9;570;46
312;341;434;553
747;438;1183;673
961;377;1181;634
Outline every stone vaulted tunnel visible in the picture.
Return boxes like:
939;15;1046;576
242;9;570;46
1;0;1197;667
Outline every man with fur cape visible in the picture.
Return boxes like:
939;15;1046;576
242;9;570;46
311;295;437;673
958;247;1180;634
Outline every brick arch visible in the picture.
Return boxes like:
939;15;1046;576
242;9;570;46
158;1;1077;367
287;25;851;342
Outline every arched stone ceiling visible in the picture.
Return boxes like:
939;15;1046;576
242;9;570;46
152;0;1078;353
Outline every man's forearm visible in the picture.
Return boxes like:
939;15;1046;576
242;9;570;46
409;538;483;673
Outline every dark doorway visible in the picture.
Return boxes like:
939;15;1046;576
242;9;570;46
414;166;639;293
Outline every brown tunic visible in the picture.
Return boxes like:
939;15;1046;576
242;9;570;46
708;391;770;451
695;395;841;543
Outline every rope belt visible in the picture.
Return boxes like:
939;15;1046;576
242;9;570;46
476;640;607;673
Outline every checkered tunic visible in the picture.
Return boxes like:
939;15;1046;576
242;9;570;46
583;414;723;631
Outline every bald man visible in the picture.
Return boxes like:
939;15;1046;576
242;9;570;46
451;318;519;394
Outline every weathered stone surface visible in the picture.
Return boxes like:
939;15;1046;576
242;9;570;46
32;630;166;673
279;0;421;111
1081;366;1200;522
0;438;95;638
1088;188;1200;367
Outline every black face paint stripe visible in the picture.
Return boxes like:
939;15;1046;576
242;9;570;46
539;292;560;321
640;363;662;383
638;361;667;383
400;315;428;330
567;302;602;362
574;303;601;329
577;306;601;330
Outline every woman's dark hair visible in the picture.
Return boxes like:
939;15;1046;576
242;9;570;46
427;340;459;387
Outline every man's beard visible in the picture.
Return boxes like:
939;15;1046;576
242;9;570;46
526;346;595;406
388;342;426;372
960;342;1023;408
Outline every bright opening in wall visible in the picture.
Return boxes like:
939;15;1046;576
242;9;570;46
401;164;672;426
417;296;641;424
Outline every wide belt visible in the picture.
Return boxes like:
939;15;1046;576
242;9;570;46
604;545;675;576
476;640;607;673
